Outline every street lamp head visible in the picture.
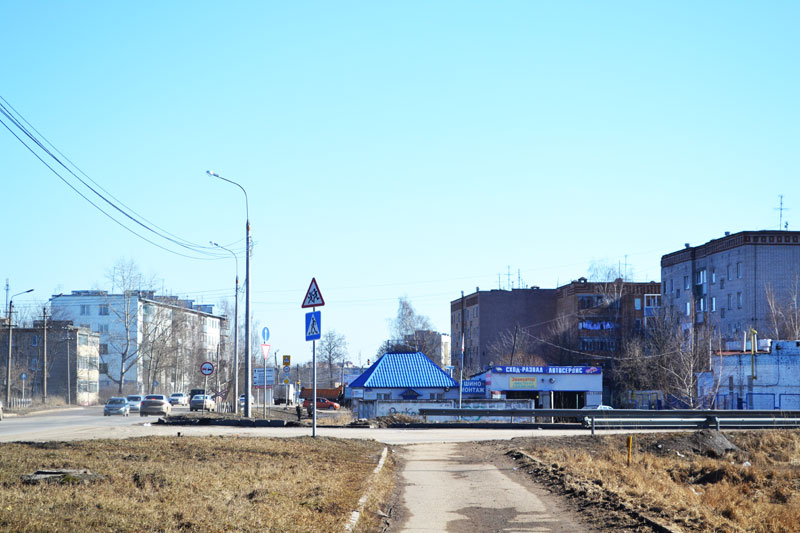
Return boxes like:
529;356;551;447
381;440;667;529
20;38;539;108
206;170;220;178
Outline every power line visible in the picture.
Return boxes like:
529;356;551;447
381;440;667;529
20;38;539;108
0;96;234;260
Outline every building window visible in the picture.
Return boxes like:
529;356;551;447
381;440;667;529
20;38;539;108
737;292;743;308
77;356;88;370
711;269;716;284
685;302;691;316
78;380;88;393
711;297;716;312
727;264;732;281
737;262;743;279
727;294;732;310
377;393;391;400
98;324;109;334
100;344;108;355
676;289;681;298
78;333;88;346
635;298;641;310
669;279;674;293
99;304;109;316
720;278;725;290
31;335;39;347
99;363;108;375
429;393;444;400
89;356;99;369
89;382;99;393
684;276;690;290
695;269;706;285
80;304;90;316
721;308;726;319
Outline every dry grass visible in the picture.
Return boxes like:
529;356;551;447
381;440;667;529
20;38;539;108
0;436;387;532
506;430;800;532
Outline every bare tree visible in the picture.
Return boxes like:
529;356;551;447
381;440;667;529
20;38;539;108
766;276;800;340
487;327;547;366
104;259;157;394
613;309;721;408
317;330;347;387
382;297;445;362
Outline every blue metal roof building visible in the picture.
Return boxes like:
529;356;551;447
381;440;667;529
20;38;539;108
349;352;458;393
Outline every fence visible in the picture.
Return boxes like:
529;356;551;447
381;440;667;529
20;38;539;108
6;397;33;409
417;408;800;434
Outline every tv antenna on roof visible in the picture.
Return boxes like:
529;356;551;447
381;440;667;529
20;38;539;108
776;194;790;230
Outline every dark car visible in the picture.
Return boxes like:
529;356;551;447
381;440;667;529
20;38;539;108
189;389;205;402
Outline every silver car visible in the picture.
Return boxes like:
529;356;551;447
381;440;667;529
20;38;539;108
104;397;130;416
126;395;143;413
140;394;172;417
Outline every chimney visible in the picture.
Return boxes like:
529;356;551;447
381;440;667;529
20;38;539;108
725;231;730;236
684;243;690;249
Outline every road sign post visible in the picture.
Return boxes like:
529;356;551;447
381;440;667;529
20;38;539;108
200;362;214;414
302;278;325;437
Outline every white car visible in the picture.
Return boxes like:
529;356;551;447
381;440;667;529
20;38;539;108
169;392;189;406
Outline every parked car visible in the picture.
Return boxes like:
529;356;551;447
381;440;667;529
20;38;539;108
104;397;130;417
169;392;189;406
190;394;216;412
126;395;143;413
303;398;340;411
238;394;255;408
140;394;172;417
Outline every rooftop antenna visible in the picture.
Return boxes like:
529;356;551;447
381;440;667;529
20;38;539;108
775;194;790;230
507;265;511;291
518;269;522;289
4;279;8;317
498;273;501;290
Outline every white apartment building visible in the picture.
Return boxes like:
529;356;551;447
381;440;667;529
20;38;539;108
51;290;227;394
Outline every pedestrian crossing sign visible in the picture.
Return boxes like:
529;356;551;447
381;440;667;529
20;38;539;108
305;311;321;341
302;277;325;308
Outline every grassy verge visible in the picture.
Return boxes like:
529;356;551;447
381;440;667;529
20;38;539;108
499;430;800;533
0;436;387;532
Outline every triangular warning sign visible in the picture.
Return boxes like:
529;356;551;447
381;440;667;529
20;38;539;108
302;277;325;308
307;315;320;337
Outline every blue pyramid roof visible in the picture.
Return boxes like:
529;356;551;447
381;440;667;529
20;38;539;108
349;352;458;389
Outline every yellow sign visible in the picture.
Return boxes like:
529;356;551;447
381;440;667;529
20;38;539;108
283;355;291;366
510;377;537;390
283;378;289;385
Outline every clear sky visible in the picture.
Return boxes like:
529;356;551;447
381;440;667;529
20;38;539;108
2;2;797;365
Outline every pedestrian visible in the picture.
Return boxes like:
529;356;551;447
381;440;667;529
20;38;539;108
295;404;302;421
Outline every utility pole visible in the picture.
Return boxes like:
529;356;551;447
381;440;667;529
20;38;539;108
42;306;47;404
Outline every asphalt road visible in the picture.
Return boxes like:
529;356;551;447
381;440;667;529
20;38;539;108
0;406;645;444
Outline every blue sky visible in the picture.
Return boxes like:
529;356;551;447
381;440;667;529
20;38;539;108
2;2;797;364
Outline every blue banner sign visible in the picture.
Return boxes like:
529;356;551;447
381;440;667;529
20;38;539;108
461;379;485;394
492;366;601;375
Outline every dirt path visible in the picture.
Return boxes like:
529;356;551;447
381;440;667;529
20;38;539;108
389;442;595;532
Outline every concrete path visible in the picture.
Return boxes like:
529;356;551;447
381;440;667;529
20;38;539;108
393;442;591;532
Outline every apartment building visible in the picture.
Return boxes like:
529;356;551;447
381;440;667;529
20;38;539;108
0;320;100;405
450;287;557;372
51;290;227;393
661;230;800;343
555;277;662;360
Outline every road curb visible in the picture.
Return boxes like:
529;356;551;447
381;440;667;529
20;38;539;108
344;446;389;532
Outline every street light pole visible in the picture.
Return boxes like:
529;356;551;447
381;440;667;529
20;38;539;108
211;241;240;414
6;289;33;406
207;170;252;418
42;293;63;404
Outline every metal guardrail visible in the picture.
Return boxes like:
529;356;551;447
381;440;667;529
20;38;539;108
417;408;800;434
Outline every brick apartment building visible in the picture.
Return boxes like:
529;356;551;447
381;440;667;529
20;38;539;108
0;320;100;406
661;230;800;343
450;280;661;373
